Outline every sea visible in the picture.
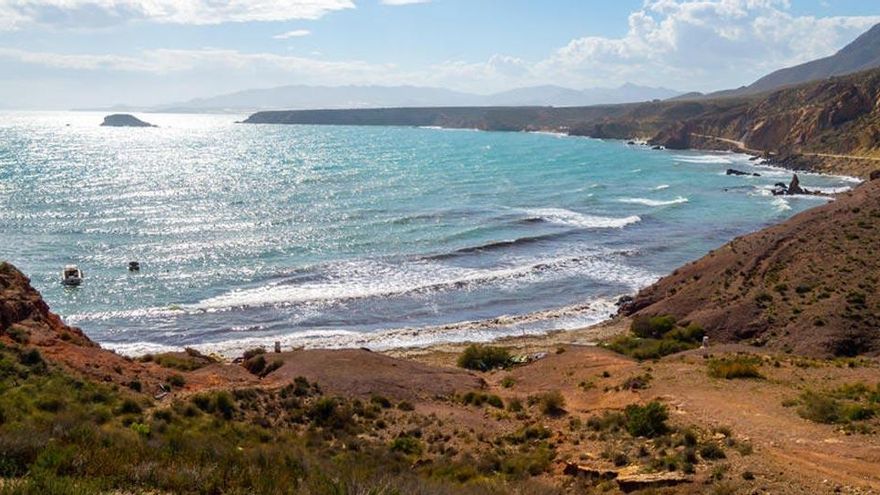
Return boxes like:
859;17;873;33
0;111;860;356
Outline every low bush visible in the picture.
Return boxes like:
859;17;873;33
604;316;704;360
461;392;504;409
457;345;513;371
624;401;669;438
699;443;726;460
708;356;762;379
796;385;879;425
390;436;423;455
530;391;566;416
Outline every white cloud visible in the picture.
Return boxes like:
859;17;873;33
536;0;880;90
273;29;312;39
425;0;880;92
0;47;392;80
0;0;355;29
2;0;879;99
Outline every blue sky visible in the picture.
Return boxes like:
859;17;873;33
1;0;879;108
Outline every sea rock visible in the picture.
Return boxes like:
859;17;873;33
787;174;806;195
772;174;819;196
101;114;156;128
726;168;760;177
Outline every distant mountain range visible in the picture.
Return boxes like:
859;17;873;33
77;83;683;114
680;22;880;100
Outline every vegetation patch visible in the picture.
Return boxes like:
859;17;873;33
795;382;879;430
708;355;763;379
603;315;704;360
457;344;513;371
624;401;669;438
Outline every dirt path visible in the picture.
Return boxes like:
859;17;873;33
691;132;880;162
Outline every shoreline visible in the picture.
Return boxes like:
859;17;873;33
87;140;863;361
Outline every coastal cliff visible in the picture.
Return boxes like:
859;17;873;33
241;67;880;178
650;68;880;178
621;176;880;357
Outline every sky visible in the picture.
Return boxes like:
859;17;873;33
1;0;879;109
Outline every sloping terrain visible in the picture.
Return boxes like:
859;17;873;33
0;262;176;390
622;177;880;357
651;67;880;177
744;23;880;95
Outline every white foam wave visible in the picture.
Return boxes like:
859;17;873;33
522;207;641;229
70;249;657;323
652;184;670;190
808;185;852;194
529;130;569;138
104;298;625;357
618;196;689;207
771;197;791;211
674;155;733;164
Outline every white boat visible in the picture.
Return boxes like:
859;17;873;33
62;265;83;286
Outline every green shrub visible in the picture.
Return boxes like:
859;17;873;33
457;345;513;371
798;390;844;424
500;376;516;388
530;391;566;416
461;392;504;409
699;443;726;460
213;391;235;419
389;436;422;455
587;411;626;432
624;401;668;437
243;354;267;375
631;315;676;339
242;347;266;360
116;398;142;415
605;316;703;360
708;356;762;379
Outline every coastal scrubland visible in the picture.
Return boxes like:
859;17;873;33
3;241;880;493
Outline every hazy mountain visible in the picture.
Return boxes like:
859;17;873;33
747;23;880;94
678;22;880;100
124;83;684;114
153;85;481;113
486;83;680;106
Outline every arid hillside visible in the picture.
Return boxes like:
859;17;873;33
650;68;880;177
622;176;880;357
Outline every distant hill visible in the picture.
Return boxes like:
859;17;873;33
485;83;679;107
620;176;880;357
678;22;880;100
747;23;880;94
111;83;683;114
650;66;880;178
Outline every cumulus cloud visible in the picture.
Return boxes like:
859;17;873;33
538;0;880;90
0;0;355;29
2;0;879;96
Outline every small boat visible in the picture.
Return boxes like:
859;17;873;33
62;265;83;286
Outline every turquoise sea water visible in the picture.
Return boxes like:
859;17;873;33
0;112;860;355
